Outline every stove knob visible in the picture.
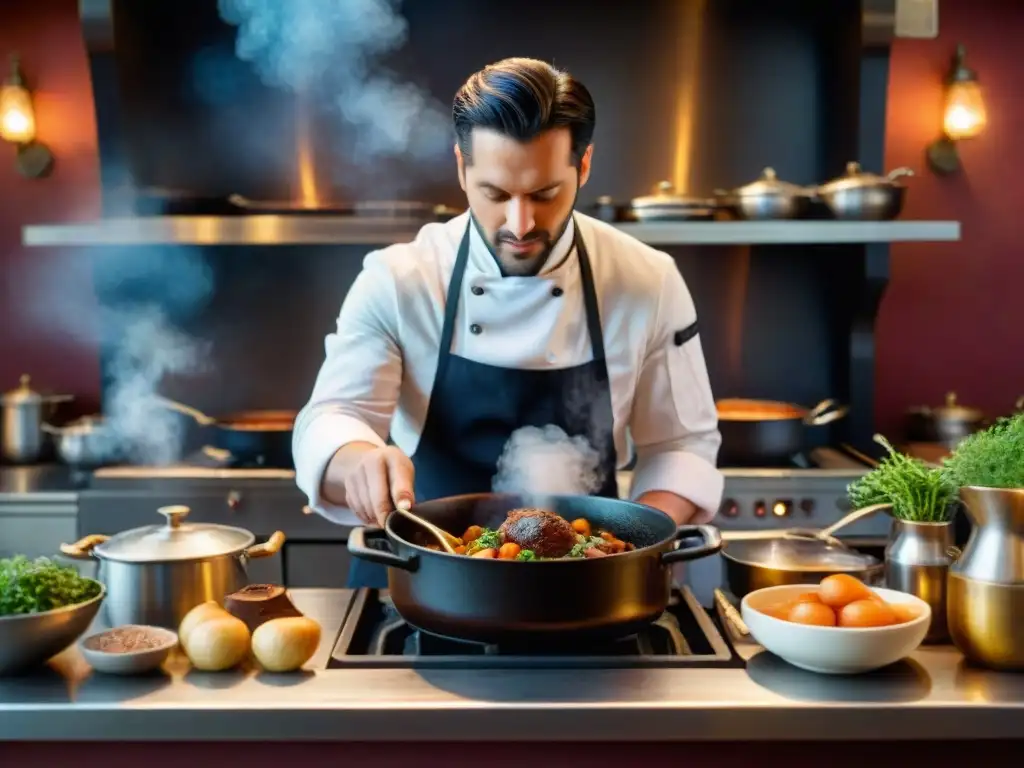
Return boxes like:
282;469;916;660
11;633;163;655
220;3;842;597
753;501;767;518
720;499;739;517
226;490;242;510
800;499;815;515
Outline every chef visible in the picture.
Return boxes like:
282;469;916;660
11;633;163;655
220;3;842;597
293;57;724;588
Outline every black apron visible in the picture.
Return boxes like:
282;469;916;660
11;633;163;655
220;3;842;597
348;217;618;588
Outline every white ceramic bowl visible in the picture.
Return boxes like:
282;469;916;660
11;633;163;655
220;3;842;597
740;585;931;675
80;625;178;675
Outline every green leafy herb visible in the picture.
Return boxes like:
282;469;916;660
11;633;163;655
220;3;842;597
515;549;536;561
0;556;101;616
568;536;605;558
943;412;1024;489
846;435;957;522
465;528;502;555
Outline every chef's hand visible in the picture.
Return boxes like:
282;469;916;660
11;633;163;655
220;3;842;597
323;442;415;526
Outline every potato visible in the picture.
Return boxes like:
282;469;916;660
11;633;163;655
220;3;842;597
183;614;251;671
252;617;322;672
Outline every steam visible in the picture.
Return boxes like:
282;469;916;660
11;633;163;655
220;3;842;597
492;425;605;505
19;245;213;465
216;0;450;163
100;308;212;465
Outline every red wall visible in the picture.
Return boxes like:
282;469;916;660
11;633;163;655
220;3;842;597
1;0;1021;432
0;0;102;412
878;0;1024;435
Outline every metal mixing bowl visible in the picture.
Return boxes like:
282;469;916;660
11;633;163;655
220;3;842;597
0;582;106;675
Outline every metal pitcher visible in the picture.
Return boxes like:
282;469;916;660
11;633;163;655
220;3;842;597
948;487;1024;670
885;517;959;643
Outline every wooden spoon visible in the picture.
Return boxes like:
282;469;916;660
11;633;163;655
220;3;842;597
393;503;462;554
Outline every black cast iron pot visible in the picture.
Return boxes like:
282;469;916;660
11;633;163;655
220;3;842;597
347;493;722;647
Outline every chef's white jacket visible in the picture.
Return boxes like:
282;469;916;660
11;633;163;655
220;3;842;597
293;211;724;525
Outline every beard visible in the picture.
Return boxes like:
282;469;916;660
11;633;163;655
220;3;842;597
473;189;579;277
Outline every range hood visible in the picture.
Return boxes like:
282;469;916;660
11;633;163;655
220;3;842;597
30;0;961;249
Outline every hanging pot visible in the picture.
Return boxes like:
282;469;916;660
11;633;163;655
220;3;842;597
60;505;285;629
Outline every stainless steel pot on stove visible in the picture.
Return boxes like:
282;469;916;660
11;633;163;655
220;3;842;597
905;391;986;448
60;505;285;629
42;414;118;467
1;374;73;464
720;504;890;598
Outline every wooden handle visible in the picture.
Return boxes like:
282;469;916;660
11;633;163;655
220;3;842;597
245;531;286;559
59;534;109;559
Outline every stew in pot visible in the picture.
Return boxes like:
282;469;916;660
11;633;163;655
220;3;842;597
423;508;635;560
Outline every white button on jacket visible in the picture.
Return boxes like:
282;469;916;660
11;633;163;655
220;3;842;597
293;211;725;525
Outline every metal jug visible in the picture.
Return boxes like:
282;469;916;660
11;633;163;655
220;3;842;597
885;517;958;643
947;487;1024;670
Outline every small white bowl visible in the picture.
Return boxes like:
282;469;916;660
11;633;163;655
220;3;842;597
740;585;931;675
80;625;178;675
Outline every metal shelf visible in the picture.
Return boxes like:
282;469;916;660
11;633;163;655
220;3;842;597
22;217;961;248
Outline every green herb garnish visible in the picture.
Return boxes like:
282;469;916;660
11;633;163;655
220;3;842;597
515;549;536;561
846;435;958;522
568;536;605;558
943;412;1024;489
0;556;101;616
465;528;502;555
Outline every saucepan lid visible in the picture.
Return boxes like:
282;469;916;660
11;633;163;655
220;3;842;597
723;537;880;572
93;505;256;563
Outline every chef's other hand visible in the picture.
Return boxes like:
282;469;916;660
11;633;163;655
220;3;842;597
327;442;415;526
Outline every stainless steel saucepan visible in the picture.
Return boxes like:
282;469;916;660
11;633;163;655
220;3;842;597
60;505;285;629
721;504;891;598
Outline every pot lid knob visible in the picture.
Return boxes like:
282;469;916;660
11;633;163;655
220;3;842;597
3;374;41;405
158;505;190;529
945;391;958;407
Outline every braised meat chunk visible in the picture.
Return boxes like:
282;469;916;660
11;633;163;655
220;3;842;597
499;508;577;558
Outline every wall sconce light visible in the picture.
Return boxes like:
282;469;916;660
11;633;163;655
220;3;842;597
0;54;54;179
926;44;987;176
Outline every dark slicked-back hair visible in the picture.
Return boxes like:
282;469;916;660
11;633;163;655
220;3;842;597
452;57;596;166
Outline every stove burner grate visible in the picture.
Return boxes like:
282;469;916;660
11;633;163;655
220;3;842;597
327;587;741;670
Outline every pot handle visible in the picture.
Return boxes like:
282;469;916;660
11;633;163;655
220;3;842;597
59;534;109;559
804;399;849;426
348;527;419;572
244;531;286;559
661;525;723;565
885;166;915;182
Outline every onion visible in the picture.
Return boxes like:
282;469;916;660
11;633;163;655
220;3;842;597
178;601;230;647
183;614;251;672
251;616;321;672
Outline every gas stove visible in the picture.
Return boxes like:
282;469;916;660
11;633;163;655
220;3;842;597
327;586;740;669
